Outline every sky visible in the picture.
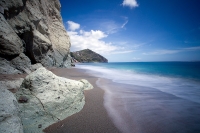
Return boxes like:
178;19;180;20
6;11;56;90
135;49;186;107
59;0;200;62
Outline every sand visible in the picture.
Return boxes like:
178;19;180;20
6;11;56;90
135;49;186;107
0;67;120;133
43;68;120;133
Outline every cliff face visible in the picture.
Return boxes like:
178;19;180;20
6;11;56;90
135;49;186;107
71;49;108;63
0;0;71;74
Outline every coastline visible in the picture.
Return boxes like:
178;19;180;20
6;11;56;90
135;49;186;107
2;65;200;133
44;68;120;133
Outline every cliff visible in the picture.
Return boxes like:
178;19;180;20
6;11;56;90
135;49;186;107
0;0;95;133
0;0;72;74
71;49;108;63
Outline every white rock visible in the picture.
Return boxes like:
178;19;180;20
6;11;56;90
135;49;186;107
0;78;24;92
79;79;94;90
30;63;43;72
15;67;93;132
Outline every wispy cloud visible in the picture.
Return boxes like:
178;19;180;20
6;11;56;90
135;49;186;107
67;21;134;55
111;50;134;54
102;20;120;34
121;17;128;28
67;21;80;31
132;57;141;61
122;0;139;8
143;46;200;55
182;46;200;51
101;18;129;34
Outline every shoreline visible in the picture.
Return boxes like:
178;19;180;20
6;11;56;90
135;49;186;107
0;67;120;133
44;68;120;133
2;66;200;133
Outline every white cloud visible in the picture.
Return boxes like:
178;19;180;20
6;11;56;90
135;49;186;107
143;46;200;55
122;0;139;8
67;21;134;55
67;21;80;31
68;30;118;55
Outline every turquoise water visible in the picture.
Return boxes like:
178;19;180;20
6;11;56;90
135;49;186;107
77;62;200;81
77;62;200;133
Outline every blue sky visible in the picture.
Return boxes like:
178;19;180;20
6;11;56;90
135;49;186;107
59;0;200;62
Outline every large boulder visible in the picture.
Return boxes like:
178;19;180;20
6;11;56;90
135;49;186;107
15;67;93;132
0;88;23;133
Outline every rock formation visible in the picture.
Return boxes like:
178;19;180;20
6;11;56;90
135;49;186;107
0;88;23;133
0;78;24;93
15;67;93;132
71;49;108;63
0;1;95;133
0;0;72;74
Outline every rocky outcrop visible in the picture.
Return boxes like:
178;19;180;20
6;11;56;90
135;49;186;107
10;53;32;74
0;0;71;74
0;53;33;74
0;57;22;74
0;78;24;93
15;67;93;132
71;49;108;63
0;88;23;133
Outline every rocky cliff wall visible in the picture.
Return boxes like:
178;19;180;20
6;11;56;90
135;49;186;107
0;0;71;74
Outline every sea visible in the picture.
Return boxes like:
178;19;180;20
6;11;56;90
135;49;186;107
76;62;200;133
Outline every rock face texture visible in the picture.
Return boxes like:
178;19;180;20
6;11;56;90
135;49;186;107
0;88;23;133
15;67;93;133
71;49;108;63
0;78;24;93
0;0;71;74
0;57;22;74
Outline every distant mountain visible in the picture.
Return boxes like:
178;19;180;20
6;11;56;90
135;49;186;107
70;49;108;63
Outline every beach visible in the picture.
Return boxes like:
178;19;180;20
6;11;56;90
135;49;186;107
44;68;120;133
1;64;200;133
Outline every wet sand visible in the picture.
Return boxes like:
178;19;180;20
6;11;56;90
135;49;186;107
0;73;27;81
44;68;120;133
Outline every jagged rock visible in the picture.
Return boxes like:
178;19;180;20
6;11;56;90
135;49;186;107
0;0;71;67
0;53;32;74
63;54;73;68
0;13;23;56
80;79;94;90
0;57;22;74
15;67;93;133
0;88;23;133
0;78;24;93
11;53;32;74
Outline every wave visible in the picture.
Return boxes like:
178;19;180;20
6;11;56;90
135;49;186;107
77;64;200;104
